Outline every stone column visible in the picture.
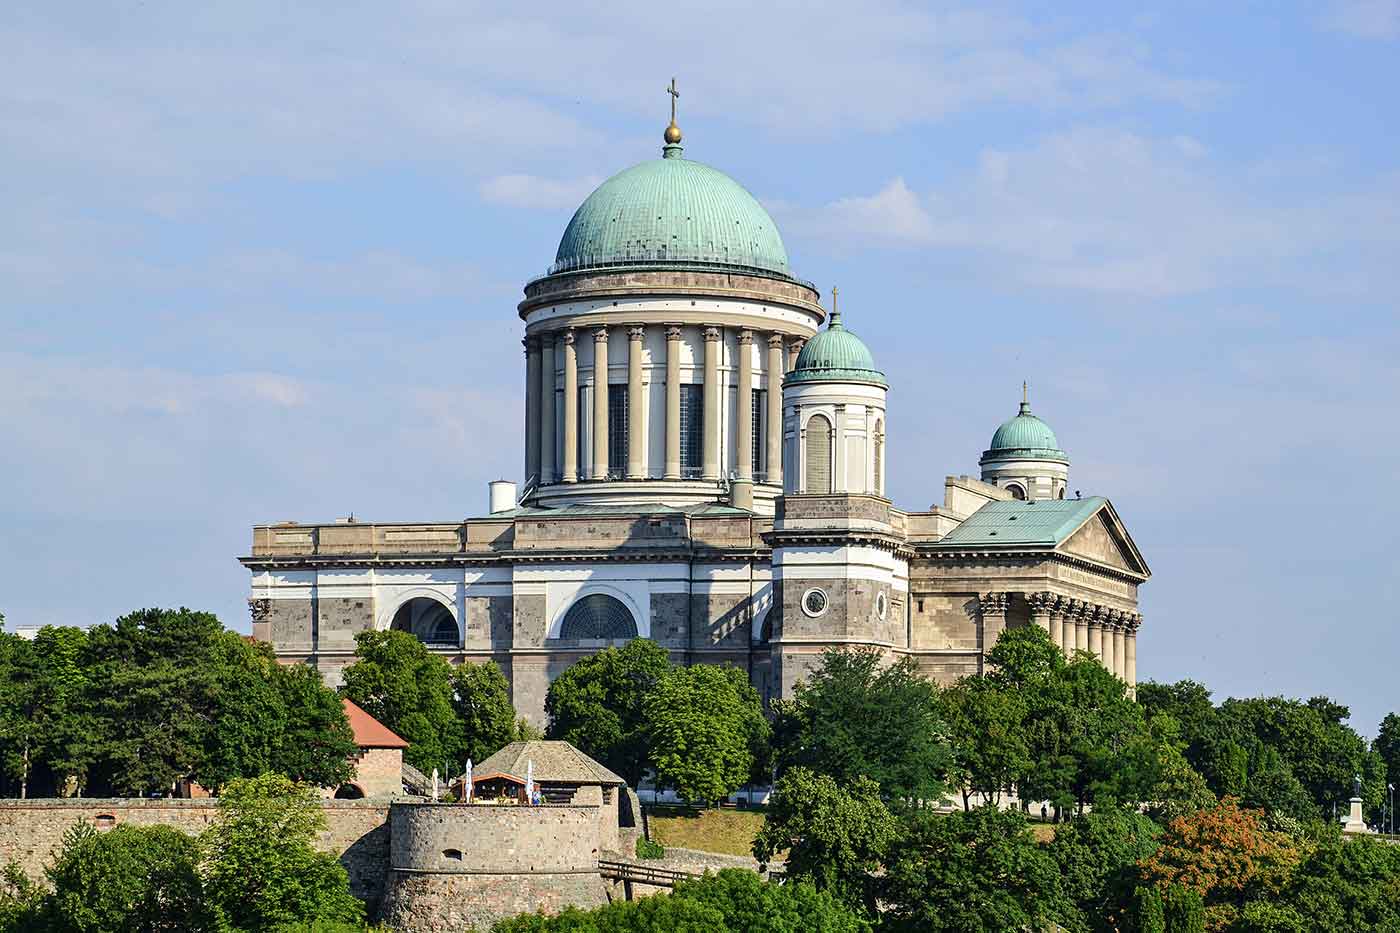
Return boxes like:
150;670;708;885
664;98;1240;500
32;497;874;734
561;330;578;483
702;326;721;480
1102;611;1117;676
1112;619;1128;681
1048;596;1066;655
664;326;681;480
786;338;805;372
1126;615;1139;692
524;337;540;483
1029;592;1052;637
766;334;783;485
538;335;555;485
627;325;645;479
733;330;755;509
1073;600;1089;654
591;326;610;480
980;592;1009;667
1088;606;1104;660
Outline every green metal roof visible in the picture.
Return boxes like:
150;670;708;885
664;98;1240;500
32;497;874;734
934;497;1106;547
980;401;1068;465
548;142;793;281
785;311;887;388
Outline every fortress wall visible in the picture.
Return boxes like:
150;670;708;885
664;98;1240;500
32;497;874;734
380;802;608;933
0;799;391;904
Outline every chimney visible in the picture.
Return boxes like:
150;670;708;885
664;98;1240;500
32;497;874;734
488;480;517;514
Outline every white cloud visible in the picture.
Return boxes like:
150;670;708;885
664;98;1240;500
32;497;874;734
1323;0;1400;38
479;174;604;211
783;128;1400;299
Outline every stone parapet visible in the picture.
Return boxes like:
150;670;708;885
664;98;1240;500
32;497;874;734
520;268;822;319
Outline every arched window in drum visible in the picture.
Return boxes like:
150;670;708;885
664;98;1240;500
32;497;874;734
805;414;832;494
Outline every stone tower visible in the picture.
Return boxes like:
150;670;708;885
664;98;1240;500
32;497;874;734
766;300;909;698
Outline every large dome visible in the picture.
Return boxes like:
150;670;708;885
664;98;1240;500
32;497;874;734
549;144;792;280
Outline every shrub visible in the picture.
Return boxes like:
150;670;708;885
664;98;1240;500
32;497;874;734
636;837;665;860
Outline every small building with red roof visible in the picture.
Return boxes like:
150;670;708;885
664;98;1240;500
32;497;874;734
333;697;409;799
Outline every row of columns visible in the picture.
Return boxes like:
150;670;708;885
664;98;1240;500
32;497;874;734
982;591;1140;685
524;324;802;487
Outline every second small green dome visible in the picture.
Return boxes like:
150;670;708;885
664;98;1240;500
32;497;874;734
786;313;887;388
981;402;1068;464
550;144;792;280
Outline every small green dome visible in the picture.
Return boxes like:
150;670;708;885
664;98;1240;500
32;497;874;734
786;312;887;388
980;402;1068;464
550;143;792;280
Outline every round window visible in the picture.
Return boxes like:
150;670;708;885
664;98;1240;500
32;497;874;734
801;588;829;618
876;591;888;620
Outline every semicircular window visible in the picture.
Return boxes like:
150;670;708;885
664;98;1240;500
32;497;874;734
558;594;637;640
391;597;458;645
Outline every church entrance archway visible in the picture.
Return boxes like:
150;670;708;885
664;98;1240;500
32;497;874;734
390;597;459;646
557;593;637;640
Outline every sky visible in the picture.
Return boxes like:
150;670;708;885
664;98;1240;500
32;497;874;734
1;2;1397;734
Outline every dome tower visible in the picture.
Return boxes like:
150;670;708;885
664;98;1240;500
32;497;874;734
978;387;1070;500
519;82;823;514
781;290;888;497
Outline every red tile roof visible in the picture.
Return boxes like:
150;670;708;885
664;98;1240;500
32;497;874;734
341;698;409;749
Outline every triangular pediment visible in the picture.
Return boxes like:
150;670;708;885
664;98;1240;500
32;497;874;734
1058;503;1150;578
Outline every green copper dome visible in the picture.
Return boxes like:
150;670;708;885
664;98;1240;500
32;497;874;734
980;401;1068;464
550;142;792;280
786;311;887;388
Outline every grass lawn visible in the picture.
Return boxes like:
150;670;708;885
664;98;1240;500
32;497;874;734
647;806;768;857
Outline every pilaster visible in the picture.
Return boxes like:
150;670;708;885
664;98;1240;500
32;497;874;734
524;337;541;484
664;326;682;480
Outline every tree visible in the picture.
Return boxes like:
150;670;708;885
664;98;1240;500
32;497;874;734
0;635;40;798
29;627;95;796
770;649;949;801
752;768;896;913
202;773;364;931
939;675;1029;809
1145;743;1217;826
642;664;768;805
1277;834;1400;932
1047;809;1162;933
271;663;358;788
1374;712;1400;803
881;806;1064;933
450;660;522;764
43;822;222;933
544;639;673;786
490;868;871;932
340;629;466;775
1136;798;1301;930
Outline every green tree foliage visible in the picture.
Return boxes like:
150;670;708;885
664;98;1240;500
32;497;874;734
1374;712;1400;804
939;675;1029;808
1275;834;1400;931
270;663;358;788
543;639;673;786
0;635;41;798
450;660;523;764
752;768;896;912
881;805;1063;933
1146;743;1218;826
1133;885;1167;933
340;629;466;775
40;822;221;933
1163;886;1205;933
770;648;949;801
490;869;870;933
202;774;364;931
1046;809;1162;933
642;664;768;804
0;862;45;933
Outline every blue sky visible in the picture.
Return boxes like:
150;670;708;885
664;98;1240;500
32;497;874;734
2;2;1396;733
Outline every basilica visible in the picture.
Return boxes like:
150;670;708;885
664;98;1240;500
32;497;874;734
243;106;1151;723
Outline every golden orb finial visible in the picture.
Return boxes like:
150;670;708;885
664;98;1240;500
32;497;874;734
664;122;682;144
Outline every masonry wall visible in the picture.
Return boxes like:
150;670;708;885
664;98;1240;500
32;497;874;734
0;799;391;905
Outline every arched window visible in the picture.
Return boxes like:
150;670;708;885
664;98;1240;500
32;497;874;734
873;419;884;496
805;414;832;494
1006;483;1027;500
391;597;459;645
558;594;637;640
